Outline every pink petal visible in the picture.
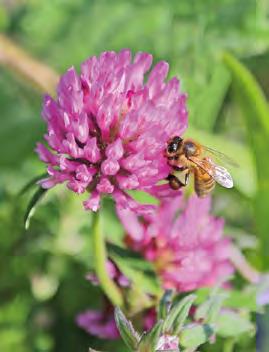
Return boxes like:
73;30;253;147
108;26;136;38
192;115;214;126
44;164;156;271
120;153;151;172
96;177;114;193
83;191;101;211
35;143;58;165
75;164;95;183
67;179;87;193
72;112;89;144
157;335;179;351
117;174;139;190
101;158;120;176
84;137;101;163
105;138;124;160
62;132;82;158
113;190;156;216
147;61;169;98
76;309;119;340
38;177;58;189
117;207;144;241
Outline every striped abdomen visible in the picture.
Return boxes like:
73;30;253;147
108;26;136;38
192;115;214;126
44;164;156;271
193;167;215;197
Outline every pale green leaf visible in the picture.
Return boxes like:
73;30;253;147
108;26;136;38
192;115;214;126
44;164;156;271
216;311;255;337
179;324;214;349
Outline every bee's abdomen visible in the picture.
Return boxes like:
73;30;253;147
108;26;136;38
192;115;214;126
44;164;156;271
194;168;215;197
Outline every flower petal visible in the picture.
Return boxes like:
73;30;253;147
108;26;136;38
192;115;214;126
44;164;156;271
83;191;101;211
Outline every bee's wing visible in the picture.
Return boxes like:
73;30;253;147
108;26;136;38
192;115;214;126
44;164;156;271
202;145;239;168
212;164;234;188
189;156;234;189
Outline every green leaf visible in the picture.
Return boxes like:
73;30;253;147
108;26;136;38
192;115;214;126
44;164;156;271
224;288;258;312
163;294;196;335
223;52;269;269
179;323;214;349
223;52;269;135
191;63;231;131
24;187;48;229
216;311;255;337
0;6;9;30
125;286;154;317
195;292;227;325
138;321;163;352
196;287;258;312
108;244;161;296
18;173;48;196
158;290;174;321
127;190;159;206
0;71;43;169
114;307;140;351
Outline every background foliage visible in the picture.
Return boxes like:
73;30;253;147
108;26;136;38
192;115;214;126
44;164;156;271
0;0;269;351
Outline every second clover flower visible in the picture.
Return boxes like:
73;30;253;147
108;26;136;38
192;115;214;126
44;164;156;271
36;50;188;212
119;196;234;292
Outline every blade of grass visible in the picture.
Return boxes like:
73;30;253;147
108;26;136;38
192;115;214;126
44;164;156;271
223;52;269;269
191;63;231;131
24;187;48;229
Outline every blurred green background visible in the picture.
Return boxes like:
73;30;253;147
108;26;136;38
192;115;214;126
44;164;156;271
0;0;269;351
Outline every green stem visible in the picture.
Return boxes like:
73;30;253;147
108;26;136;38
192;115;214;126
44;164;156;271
92;211;123;307
223;338;235;352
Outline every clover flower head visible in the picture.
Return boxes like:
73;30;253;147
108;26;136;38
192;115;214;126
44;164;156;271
119;195;234;292
36;49;188;212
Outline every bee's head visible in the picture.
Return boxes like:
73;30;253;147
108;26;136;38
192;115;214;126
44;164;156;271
166;136;183;155
183;140;197;157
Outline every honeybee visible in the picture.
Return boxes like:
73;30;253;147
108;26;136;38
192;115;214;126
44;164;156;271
165;136;234;197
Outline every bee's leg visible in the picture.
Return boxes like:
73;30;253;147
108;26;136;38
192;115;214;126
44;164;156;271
172;165;188;172
183;170;190;186
166;174;186;190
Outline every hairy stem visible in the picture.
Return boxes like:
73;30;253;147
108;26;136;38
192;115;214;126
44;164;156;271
0;34;59;95
230;245;261;284
92;211;123;307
